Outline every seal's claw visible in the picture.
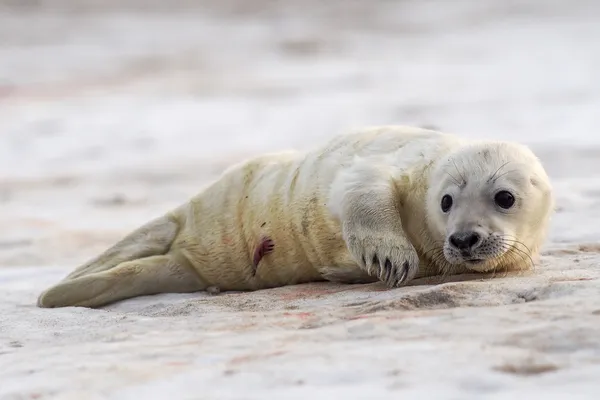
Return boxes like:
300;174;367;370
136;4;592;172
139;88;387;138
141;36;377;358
397;261;410;285
383;258;393;283
345;232;419;288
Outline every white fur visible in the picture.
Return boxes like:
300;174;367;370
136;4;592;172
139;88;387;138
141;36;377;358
425;140;554;272
37;125;555;308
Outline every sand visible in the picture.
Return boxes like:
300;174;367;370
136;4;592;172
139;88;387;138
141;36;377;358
1;0;600;398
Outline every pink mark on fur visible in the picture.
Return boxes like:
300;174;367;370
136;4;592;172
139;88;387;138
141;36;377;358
252;236;274;271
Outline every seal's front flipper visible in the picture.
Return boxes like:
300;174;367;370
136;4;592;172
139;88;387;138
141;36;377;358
64;215;180;281
328;160;420;287
37;255;204;308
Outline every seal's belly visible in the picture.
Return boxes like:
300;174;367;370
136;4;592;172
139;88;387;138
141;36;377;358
171;202;343;290
239;158;356;287
168;154;353;290
244;208;346;287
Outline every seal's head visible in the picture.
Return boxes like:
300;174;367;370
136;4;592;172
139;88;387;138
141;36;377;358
425;140;554;272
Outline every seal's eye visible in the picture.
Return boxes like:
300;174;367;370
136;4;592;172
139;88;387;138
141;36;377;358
440;194;453;213
494;190;515;209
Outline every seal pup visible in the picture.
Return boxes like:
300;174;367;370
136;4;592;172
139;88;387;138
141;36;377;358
37;125;554;308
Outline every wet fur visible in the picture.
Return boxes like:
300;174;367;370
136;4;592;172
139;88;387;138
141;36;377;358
37;126;554;308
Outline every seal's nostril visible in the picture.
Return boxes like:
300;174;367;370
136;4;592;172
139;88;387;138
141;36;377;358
468;232;480;247
449;235;461;249
449;232;480;250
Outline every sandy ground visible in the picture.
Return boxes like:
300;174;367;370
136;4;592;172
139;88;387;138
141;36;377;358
1;0;600;398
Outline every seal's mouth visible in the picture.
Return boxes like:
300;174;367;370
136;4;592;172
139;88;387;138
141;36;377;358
458;250;485;265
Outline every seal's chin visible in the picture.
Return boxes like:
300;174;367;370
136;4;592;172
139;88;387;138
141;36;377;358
462;258;494;272
442;249;503;272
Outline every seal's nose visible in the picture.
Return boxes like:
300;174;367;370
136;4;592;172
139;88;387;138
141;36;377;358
449;231;481;251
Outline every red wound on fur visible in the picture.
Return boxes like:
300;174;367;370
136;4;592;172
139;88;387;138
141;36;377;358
253;236;274;270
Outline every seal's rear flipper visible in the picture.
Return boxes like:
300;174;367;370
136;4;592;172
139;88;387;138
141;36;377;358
64;215;180;281
37;255;204;308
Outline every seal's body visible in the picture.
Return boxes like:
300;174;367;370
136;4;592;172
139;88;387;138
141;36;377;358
37;126;554;308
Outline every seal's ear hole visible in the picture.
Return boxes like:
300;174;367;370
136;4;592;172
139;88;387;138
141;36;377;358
530;176;552;196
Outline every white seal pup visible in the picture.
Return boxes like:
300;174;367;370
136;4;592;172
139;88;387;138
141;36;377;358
37;125;554;308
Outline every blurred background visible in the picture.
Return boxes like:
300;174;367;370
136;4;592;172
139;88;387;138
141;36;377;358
0;0;599;271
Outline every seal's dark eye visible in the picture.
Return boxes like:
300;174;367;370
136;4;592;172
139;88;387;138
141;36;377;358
494;190;515;209
440;194;453;213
